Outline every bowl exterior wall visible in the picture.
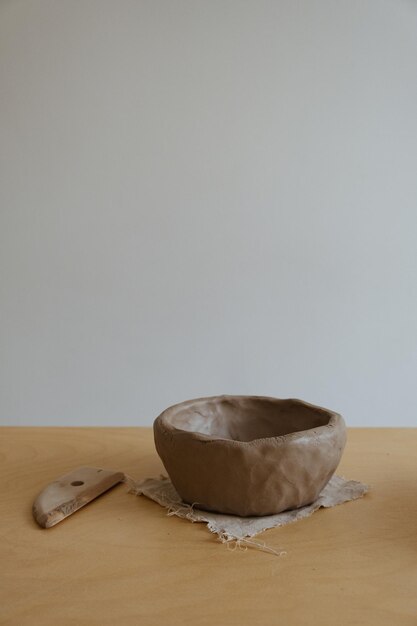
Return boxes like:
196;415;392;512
153;403;346;516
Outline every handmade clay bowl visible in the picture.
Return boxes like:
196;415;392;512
153;395;346;517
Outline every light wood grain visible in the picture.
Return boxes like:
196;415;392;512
0;428;416;625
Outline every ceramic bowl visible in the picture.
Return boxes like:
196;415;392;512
153;395;346;517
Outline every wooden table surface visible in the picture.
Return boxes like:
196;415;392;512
0;427;416;625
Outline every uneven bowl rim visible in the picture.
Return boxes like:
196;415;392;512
154;394;344;447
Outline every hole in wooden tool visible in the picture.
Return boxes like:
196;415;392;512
71;481;84;486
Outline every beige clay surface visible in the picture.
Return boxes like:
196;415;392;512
154;396;346;516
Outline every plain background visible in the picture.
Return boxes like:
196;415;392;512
1;0;416;426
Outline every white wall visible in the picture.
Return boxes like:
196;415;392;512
1;0;416;426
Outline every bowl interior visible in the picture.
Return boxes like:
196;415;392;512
163;396;333;442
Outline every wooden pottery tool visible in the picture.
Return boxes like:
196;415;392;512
32;466;125;528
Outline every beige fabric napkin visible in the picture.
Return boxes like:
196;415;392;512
129;475;368;555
